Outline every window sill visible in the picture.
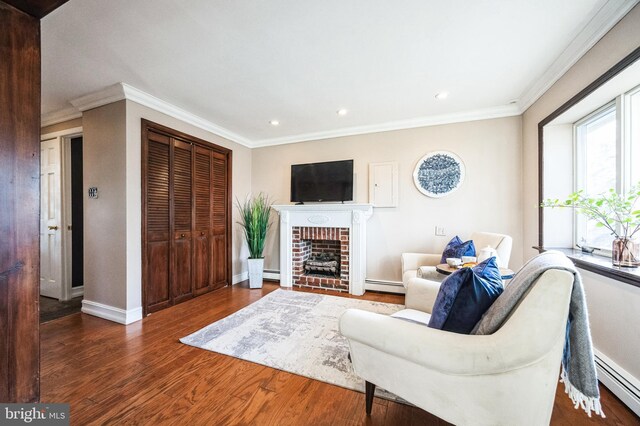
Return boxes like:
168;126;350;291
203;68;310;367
534;247;640;289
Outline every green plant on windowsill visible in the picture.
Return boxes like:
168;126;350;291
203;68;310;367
541;184;640;267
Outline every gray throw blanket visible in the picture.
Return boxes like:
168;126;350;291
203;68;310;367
472;251;604;418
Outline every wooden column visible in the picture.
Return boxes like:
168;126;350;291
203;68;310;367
0;2;41;402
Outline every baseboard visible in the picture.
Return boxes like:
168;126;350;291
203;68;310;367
594;348;640;417
70;286;84;298
232;272;249;285
233;271;280;283
249;271;405;293
263;271;280;281
81;300;143;325
364;279;406;294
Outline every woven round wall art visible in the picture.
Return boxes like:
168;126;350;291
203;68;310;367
413;151;465;198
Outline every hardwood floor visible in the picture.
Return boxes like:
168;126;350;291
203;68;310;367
40;296;82;323
40;282;639;425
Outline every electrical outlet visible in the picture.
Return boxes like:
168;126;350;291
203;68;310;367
435;226;446;236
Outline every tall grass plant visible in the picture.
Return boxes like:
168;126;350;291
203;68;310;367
237;193;272;259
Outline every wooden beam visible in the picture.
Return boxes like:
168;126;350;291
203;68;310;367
0;1;41;402
3;0;69;18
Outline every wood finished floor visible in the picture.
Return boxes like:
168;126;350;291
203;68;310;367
41;282;640;425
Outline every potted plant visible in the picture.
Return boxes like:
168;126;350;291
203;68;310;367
237;193;273;288
542;184;640;267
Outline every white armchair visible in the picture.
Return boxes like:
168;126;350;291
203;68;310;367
339;268;573;426
401;231;513;288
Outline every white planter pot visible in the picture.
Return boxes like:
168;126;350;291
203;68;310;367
247;258;264;289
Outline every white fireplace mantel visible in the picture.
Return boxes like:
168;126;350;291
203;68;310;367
272;204;373;295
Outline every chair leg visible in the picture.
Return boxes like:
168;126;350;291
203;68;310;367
365;381;376;415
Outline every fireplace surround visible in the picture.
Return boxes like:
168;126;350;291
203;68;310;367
272;204;373;295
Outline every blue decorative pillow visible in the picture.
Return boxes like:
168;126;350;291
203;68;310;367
440;236;476;263
428;257;503;334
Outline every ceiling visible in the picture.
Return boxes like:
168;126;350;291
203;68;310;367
41;0;638;147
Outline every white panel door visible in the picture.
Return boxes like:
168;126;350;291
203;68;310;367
40;138;63;299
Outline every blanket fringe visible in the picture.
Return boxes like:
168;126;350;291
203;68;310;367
560;366;605;418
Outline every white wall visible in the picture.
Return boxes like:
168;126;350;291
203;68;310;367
580;269;640;381
253;116;523;282
542;124;573;247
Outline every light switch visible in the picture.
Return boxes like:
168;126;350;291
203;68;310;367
435;226;446;236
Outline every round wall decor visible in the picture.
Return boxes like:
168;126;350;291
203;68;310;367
413;151;465;198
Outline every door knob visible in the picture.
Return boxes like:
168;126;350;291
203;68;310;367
181;233;185;238
48;225;59;231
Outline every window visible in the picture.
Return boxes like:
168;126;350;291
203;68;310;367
574;85;640;251
630;86;640;184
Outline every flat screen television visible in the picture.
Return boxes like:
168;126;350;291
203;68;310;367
290;160;354;203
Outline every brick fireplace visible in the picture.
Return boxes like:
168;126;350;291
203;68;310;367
292;226;349;291
272;204;373;296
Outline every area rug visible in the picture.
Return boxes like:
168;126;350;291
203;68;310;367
180;289;404;399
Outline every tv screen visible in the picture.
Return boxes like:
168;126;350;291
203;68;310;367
291;160;354;203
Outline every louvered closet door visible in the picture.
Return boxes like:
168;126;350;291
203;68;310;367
193;147;212;295
143;121;230;316
145;131;171;313
211;151;228;289
172;139;194;304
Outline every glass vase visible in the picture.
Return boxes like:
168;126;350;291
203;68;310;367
612;238;640;267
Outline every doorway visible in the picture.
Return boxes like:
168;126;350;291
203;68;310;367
40;128;84;322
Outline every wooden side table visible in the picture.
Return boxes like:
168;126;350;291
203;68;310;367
435;264;515;280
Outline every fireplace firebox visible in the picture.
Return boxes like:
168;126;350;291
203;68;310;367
292;227;349;291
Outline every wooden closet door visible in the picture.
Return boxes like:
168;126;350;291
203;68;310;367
143;120;230;316
211;151;228;289
193;146;212;295
145;131;172;313
172;139;194;304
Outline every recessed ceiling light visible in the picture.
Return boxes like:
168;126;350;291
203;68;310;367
337;108;348;116
435;92;449;100
269;120;280;126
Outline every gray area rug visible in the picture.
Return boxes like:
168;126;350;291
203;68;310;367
181;289;403;398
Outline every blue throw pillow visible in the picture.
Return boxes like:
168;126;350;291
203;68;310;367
440;236;476;263
428;257;504;334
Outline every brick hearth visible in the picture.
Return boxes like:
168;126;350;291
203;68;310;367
292;226;349;291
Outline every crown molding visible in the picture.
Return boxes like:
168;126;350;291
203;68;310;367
44;91;519;149
119;83;252;147
41;106;82;127
66;83;252;147
251;104;521;148
517;0;639;113
70;83;126;111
